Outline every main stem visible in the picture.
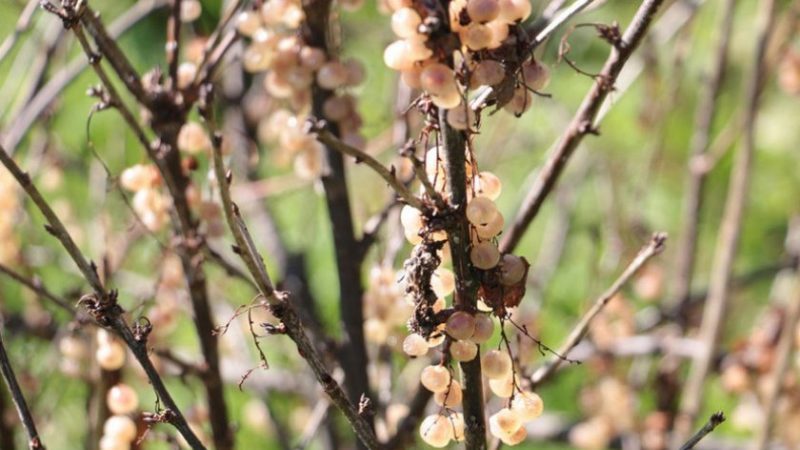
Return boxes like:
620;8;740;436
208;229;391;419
439;109;487;449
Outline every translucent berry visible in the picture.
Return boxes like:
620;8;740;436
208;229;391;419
522;60;550;91
317;61;349;90
96;341;126;371
500;254;526;285
475;171;502;200
434;380;463;407
431;268;455;298
420;365;451;393
446;311;476;340
474;212;504;240
461;23;493;50
236;11;262;36
180;0;202;22
402;333;429;357
466;197;499;225
420;414;453;448
104;415;138;442
498;0;532;22
384;40;414;71
482;349;512;379
489;373;515;398
107;384;139;415
470;241;501;269
391;7;423;39
471;314;495;343
177;122;211;154
450;339;478;362
501;425;527;445
467;0;500;22
511;391;544;421
471;60;505;87
489;408;522;440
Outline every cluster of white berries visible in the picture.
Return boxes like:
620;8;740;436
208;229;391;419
383;0;550;117
119;163;168;232
0;171;20;264
96;329;127;371
100;384;139;450
235;2;367;180
363;266;414;345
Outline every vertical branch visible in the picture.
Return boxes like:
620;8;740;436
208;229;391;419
439;109;487;450
750;220;800;450
0;330;44;450
672;0;778;443
499;0;667;254
302;0;374;430
166;0;183;85
671;0;738;314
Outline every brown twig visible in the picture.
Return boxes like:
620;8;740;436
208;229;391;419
438;108;487;450
313;125;423;210
0;263;75;314
0;0;40;65
499;0;667;254
210;135;382;450
672;0;778;443
0;329;44;450
679;412;726;450
530;232;667;387
166;0;182;86
671;0;737;314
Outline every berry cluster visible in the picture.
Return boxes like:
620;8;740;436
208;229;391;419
383;0;549;117
101;383;140;450
235;2;367;180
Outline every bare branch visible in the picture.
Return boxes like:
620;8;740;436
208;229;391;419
679;412;726;450
500;0;667;254
0;329;45;450
530;232;667;387
312;123;423;210
0;263;75;315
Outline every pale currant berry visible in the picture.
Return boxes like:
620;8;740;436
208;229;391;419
104;415;137;442
450;413;466;441
364;318;389;344
420;63;458;97
471;314;494;343
490;408;522;439
446;311;476;340
316;61;349;90
284;66;315;90
120;164;156;192
243;43;273;73
420;414;453;448
402;333;429;356
400;205;423;242
504;85;533;116
406;40;433;62
386;0;413;10
475;212;504;240
96;341;126;371
242;399;269;430
511;391;544;421
99;435;131;450
497;0;532;22
293;144;324;180
450;339;478;362
298;46;325;70
431;88;462;109
264;71;293;98
236;11;262;36
482;349;512;379
466;196;499;225
446;104;475;130
471;60;505;88
475;171;502;200
322;96;353;122
470;241;501;269
460;23;493;50
383;40;415;71
59;335;88;360
177;122;211;154
386;403;410;434
467;0;500;22
400;66;423;89
97;329;115;345
431;268;455;298
432;297;446;313
434;380;463;407
489;373;515;397
486;20;510;49
522;60;550;91
107;384;139;415
420;365;451;393
391;7;422;39
448;0;467;31
180;0;202;22
177;62;197;89
501;425;527;445
500;254;526;285
343;58;366;86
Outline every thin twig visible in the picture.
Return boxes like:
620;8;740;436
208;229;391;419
530;232;667;387
679;412;726;450
500;0;667;254
313;124;423;210
672;0;778;444
0;263;75;314
0;0;40;65
0;329;45;450
210;135;382;450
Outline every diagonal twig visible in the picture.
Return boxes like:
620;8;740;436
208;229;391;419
530;232;667;387
0;328;45;450
679;412;725;450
